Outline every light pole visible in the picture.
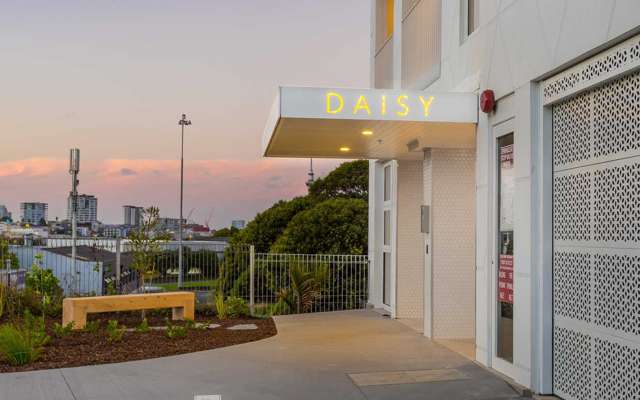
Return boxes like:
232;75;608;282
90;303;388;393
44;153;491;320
69;149;80;294
178;114;191;288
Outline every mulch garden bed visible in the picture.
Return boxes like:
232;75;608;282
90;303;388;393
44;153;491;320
0;311;277;373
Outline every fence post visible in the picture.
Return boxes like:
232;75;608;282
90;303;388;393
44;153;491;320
249;245;255;313
115;237;121;289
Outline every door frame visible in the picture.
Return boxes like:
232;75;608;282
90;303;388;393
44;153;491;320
381;160;397;317
490;117;520;379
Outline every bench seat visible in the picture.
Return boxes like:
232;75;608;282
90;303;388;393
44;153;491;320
62;292;195;329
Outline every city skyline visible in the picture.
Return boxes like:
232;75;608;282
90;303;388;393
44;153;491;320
0;0;370;227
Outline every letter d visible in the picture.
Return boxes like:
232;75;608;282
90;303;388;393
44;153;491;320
326;92;344;114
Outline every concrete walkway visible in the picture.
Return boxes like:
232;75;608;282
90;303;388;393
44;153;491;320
0;310;524;400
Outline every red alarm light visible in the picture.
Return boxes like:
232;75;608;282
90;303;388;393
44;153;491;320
480;89;495;113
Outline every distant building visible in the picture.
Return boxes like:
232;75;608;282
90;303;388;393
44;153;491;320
185;224;210;238
0;205;11;222
67;194;98;224
157;217;186;232
123;205;144;226
231;220;246;229
102;224;131;239
20;202;48;225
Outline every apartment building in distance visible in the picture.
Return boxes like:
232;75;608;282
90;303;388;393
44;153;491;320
261;1;640;398
67;194;98;224
20;202;48;225
0;205;11;221
123;205;144;226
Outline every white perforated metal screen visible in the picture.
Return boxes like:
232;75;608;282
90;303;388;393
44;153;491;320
552;70;640;400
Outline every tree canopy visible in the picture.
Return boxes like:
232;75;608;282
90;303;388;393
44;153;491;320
308;159;368;201
232;160;369;255
231;196;313;252
270;198;368;255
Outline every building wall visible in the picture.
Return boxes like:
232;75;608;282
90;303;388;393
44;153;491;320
369;0;640;391
395;160;424;319
430;148;476;339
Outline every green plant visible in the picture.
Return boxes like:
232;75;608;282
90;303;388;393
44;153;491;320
135;318;150;333
226;296;249;318
165;319;187;339
83;320;100;333
25;255;64;317
0;284;6;319
0;311;50;366
277;263;328;314
214;292;228;320
106;320;125;343
0;235;19;270
53;321;74;338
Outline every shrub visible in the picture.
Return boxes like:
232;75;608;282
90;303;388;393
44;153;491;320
0;284;6;319
135;318;150;333
215;292;228;320
0;311;50;366
165;319;187;339
83;320;100;333
26;257;61;300
53;321;74;338
226;296;249;318
106;320;125;343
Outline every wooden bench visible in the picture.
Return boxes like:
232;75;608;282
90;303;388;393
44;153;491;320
62;292;195;329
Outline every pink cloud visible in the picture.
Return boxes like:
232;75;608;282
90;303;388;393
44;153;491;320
0;158;67;177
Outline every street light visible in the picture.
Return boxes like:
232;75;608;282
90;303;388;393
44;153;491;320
178;114;191;288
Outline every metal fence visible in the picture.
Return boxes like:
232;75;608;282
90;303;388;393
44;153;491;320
253;253;369;312
2;237;369;314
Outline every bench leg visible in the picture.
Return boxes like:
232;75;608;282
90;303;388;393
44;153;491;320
63;300;87;330
172;302;195;321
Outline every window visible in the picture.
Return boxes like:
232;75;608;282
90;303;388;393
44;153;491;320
385;0;394;39
461;0;479;42
384;210;391;246
384;165;391;201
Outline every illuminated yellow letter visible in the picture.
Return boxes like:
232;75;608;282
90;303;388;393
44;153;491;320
326;92;344;114
396;95;409;117
381;95;387;115
353;95;372;115
419;95;435;117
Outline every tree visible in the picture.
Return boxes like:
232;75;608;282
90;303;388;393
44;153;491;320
308;160;368;201
270;198;368;255
277;263;328;313
128;207;170;297
232;196;313;252
211;226;239;239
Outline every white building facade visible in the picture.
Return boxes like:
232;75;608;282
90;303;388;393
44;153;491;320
366;1;640;397
262;1;640;397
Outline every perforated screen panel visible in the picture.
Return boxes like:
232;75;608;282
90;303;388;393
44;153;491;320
553;70;640;400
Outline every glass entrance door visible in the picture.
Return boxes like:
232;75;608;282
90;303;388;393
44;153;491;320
382;163;392;306
497;133;514;362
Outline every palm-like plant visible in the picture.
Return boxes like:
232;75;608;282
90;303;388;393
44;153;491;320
277;263;328;314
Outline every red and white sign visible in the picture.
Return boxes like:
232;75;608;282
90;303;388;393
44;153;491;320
498;254;514;304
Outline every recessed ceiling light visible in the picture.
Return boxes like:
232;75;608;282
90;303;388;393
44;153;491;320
361;130;373;136
339;147;351;152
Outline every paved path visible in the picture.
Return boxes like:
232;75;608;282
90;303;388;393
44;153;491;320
0;310;524;400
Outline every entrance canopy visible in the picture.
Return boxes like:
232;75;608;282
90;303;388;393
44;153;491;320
262;87;477;160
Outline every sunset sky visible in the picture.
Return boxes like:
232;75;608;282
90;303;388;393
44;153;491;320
0;1;371;227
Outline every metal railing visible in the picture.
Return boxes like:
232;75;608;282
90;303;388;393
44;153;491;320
3;238;369;314
253;253;369;312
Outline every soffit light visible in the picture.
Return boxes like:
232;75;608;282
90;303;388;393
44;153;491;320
339;147;351;152
361;130;373;136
